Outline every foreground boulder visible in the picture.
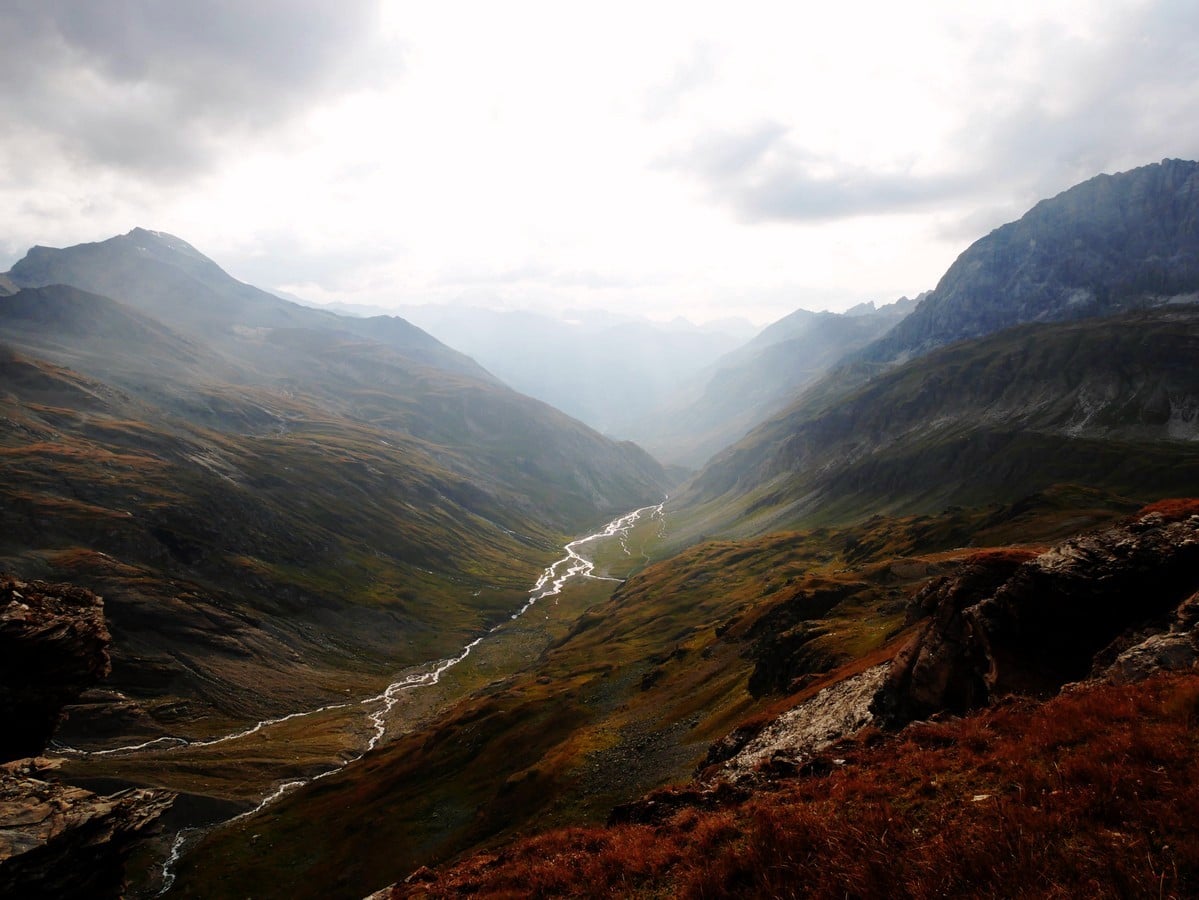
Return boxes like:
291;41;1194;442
0;576;173;898
0;578;111;761
872;502;1199;727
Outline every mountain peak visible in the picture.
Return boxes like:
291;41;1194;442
117;228;216;268
124;227;204;255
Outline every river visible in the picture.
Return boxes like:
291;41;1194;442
55;500;666;893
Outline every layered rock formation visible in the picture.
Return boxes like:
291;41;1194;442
872;503;1199;726
0;577;173;898
0;578;111;761
0;758;174;899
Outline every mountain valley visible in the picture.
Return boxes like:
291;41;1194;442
5;158;1199;899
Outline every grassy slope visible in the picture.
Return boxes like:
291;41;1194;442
0;269;671;729
169;489;1134;898
674;308;1199;544
0;350;569;728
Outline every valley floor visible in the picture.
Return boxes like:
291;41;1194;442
55;502;668;896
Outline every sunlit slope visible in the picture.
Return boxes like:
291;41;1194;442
4;234;672;530
0;348;568;724
672;307;1199;541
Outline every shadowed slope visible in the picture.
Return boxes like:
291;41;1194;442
676;307;1199;540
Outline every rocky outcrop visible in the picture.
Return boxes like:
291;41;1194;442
724;664;889;781
0;576;173;898
1099;591;1199;683
868;550;1038;722
872;505;1199;727
0;758;174;899
0;578;112;761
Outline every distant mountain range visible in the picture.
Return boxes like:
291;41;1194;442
374;292;919;471
864;157;1199;365
8;228;490;379
679;306;1199;537
621;296;918;468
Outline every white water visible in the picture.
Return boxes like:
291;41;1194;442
157;829;191;894
55;500;665;894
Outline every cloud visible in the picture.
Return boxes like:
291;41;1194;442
962;0;1199;195
0;0;394;178
669;123;970;222
670;0;1199;227
642;43;717;120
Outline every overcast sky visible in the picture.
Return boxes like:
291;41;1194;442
2;0;1197;324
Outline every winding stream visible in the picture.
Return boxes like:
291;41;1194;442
56;500;666;894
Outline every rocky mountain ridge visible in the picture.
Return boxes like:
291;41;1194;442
864;158;1199;365
7;228;491;381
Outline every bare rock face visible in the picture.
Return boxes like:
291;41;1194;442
872;506;1199;727
869;550;1037;724
0;759;174;899
724;664;889;781
1100;590;1199;683
865;158;1199;365
0;578;112;761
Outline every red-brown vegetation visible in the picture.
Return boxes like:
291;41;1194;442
388;673;1199;899
957;546;1042;566
1136;498;1199;522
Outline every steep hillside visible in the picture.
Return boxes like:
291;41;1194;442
626;299;915;467
677;307;1199;539
0;351;564;727
2;240;670;531
376;672;1199;899
866;158;1199;364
